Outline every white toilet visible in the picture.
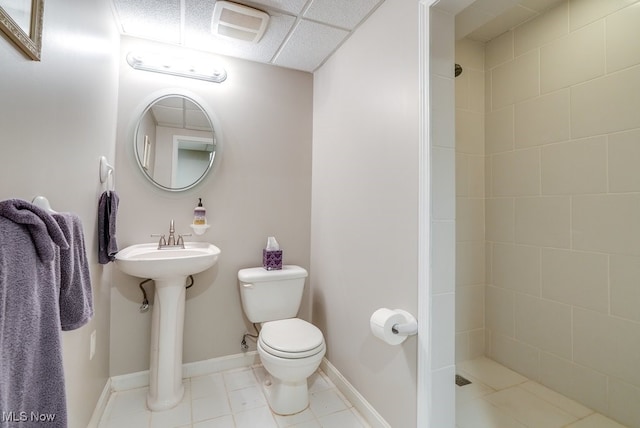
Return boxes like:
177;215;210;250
238;265;326;415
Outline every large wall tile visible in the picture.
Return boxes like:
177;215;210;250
485;285;515;337
456;109;485;154
606;3;640;72
539;353;608;414
610;254;640;322
515;89;571;148
468;155;485;197
490;333;541;382
541;249;608;312
492;50;539;109
432;293;456;370
486;106;514;154
515;294;572;359
485;197;515;243
485;30;513;69
541;136;607;195
608;129;640;193
515;196;570;248
434;220;456;294
572;194;640;255
433;75;456;149
491;148;540;196
540;21;605;93
569;0;639;31
456;197;485;242
573;308;640;387
571;65;640;138
456;153;469;197
432;147;456;220
456;37;485;71
492;243;540;296
456;284;485;332
608;379;640;428
456;240;486;287
514;2;568;56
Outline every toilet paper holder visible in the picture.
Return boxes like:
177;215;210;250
370;308;418;345
389;309;418;336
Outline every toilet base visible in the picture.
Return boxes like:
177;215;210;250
262;375;309;415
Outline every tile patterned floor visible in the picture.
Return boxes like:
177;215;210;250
98;365;371;428
456;357;629;428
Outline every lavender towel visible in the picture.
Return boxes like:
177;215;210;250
0;199;70;428
53;212;94;331
98;191;119;264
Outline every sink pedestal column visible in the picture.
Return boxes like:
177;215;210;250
147;277;186;411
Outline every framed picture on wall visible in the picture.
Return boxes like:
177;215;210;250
0;0;44;60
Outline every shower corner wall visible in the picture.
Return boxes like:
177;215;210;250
454;37;487;364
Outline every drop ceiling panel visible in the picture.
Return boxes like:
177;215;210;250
151;104;184;128
303;0;383;30
273;19;348;71
185;109;212;131
110;0;566;73
241;0;309;15
184;0;296;63
112;0;182;44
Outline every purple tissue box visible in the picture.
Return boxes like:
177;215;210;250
263;249;283;270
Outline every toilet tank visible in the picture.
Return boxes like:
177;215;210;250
238;265;308;323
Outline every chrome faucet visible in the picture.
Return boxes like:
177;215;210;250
151;220;191;249
167;219;176;246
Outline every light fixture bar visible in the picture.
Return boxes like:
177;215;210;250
126;51;227;83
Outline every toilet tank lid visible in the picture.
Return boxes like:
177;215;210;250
238;265;308;282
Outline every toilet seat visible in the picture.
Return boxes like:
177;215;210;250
259;318;324;359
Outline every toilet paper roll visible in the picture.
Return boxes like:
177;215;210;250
370;308;407;345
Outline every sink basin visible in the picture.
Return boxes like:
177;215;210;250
114;241;221;411
115;242;220;279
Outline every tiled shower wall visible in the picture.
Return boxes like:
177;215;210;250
457;1;640;426
455;37;486;363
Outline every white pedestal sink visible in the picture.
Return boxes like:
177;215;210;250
115;242;221;411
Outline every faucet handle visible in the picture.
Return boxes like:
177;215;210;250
177;233;192;247
151;233;167;248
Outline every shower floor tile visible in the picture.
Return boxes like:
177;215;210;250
98;366;371;428
456;357;628;428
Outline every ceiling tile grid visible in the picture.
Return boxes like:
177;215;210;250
303;0;383;30
274;19;349;71
111;0;566;73
112;0;385;72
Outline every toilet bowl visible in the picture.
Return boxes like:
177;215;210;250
237;265;325;415
257;318;325;414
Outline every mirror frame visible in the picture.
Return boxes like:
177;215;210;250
132;92;222;192
0;0;43;60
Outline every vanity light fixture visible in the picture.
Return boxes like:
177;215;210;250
126;51;227;83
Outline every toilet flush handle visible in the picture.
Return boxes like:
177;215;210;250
242;282;254;289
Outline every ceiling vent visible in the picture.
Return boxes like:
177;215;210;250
211;1;270;44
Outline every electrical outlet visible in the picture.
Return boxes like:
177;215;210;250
90;330;96;360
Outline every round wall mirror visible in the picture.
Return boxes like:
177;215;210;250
134;94;218;191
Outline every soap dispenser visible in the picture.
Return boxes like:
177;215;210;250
190;198;211;235
193;198;206;225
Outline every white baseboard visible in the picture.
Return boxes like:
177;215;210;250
183;351;260;378
93;352;388;428
320;358;391;428
109;351;260;392
87;378;112;428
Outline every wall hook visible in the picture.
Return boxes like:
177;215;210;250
99;156;113;183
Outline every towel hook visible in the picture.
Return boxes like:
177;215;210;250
32;196;56;213
99;156;115;191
